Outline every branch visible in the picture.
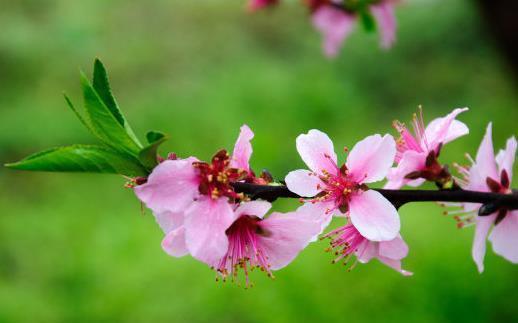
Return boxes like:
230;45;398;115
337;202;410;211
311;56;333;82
232;183;518;214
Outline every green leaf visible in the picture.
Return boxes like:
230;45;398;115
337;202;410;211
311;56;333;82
138;131;168;170
360;11;376;33
5;145;148;177
81;72;142;156
92;59;142;146
64;94;97;136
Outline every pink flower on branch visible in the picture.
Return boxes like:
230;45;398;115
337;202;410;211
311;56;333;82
135;125;263;263
285;129;400;241
159;200;322;287
322;223;412;275
385;107;469;189
455;123;518;272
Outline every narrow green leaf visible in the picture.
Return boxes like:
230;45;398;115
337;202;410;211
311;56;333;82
5;145;148;177
64;94;97;136
139;131;168;170
81;73;141;156
92;59;142;146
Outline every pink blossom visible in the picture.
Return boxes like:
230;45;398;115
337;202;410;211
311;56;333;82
285;129;400;241
248;0;279;12
385;107;469;189
210;201;322;286
312;5;356;58
134;125;257;263
311;1;398;58
322;223;412;275
455;123;518;272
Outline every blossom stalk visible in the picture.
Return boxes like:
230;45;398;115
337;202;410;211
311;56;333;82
232;182;518;211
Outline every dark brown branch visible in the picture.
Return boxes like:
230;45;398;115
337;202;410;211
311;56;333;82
232;183;518;213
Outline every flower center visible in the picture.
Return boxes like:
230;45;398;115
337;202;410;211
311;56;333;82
486;169;512;225
193;149;247;200
313;164;366;214
214;215;273;287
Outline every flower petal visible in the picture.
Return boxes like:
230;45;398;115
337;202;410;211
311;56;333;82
295;202;334;241
423;107;469;151
312;6;356;58
184;197;236;264
379;235;409;260
346;134;396;183
489;211;518;264
370;2;396;49
234;200;272;219
162;226;188;257
378;257;413;276
258;211;322;270
472;214;495;273
296;129;338;175
285;169;323;197
230;124;254;172
134;157;199;213
384;150;427;189
154;211;184;233
468;123;498;192
495;136;517;181
356;240;378;263
349;190;400;241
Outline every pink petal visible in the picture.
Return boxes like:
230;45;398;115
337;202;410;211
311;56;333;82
468;123;498;192
295;202;334;241
234;200;272;219
495;136;517;181
312;6;356;58
356;240;378;263
423;107;469;152
489;212;518;264
378;257;413;276
472;214;496;273
285;169;323;197
184;197;236;264
370;2;396;49
134;157;199;213
406;178;426;187
349;190;400;241
379;235;409;260
154;211;184;233
384;150;427;189
258;211;322;270
296;129;338;175
346;134;396;184
162;227;188;257
230;124;254;172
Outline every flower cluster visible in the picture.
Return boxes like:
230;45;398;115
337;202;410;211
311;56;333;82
132;107;517;285
248;0;398;57
135;126;323;286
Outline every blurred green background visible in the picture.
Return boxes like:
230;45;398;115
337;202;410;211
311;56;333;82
1;0;518;322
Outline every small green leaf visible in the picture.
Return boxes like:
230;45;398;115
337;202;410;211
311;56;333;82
81;73;142;156
360;10;376;33
92;59;142;146
139;131;168;170
5;145;148;177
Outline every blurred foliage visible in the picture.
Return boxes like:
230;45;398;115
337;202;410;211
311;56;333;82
0;0;517;322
